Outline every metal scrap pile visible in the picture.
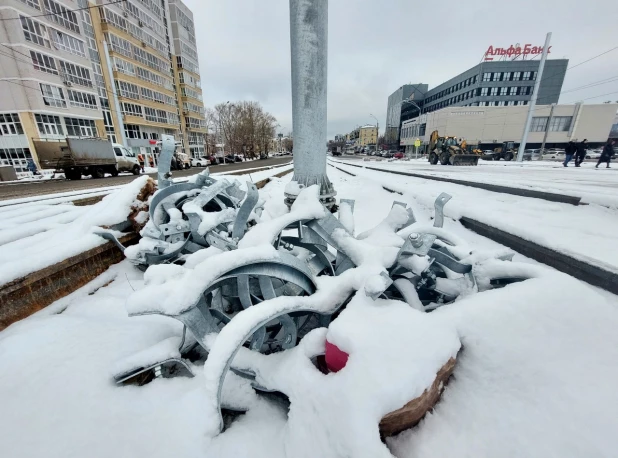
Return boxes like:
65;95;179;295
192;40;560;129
102;170;528;433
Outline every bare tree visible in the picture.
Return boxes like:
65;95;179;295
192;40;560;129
211;101;278;158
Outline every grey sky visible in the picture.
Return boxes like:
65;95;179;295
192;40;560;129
182;0;618;140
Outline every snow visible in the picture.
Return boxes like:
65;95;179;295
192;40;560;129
0;176;149;286
238;184;326;249
331;160;618;274
2;168;618;458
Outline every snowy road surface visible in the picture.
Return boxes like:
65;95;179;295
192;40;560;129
1;169;618;457
331;160;618;274
0;157;292;201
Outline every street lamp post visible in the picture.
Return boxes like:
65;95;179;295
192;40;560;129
285;0;336;208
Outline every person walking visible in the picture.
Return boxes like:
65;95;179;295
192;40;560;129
137;153;145;173
575;139;588;167
563;141;576;167
596;140;616;169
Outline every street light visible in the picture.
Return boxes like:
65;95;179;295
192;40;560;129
369;113;379;151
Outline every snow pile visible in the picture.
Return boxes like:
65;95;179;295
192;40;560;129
0;176;150;286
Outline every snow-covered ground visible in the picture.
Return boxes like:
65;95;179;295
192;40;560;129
345;157;618;208
0;165;293;287
1;169;618;457
331;160;618;274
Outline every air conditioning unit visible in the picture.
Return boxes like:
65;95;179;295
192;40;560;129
182;111;188;116
138;20;144;27
63;81;73;87
123;11;129;18
141;41;147;48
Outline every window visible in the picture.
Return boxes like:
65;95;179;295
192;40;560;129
497;101;505;106
40;83;66;108
504;72;512;81
58;61;92;87
121;102;143;117
114;147;123;157
531;71;537;81
0;114;24;136
50;29;86;58
102;7;127;32
65;117;97;137
0;148;33;173
523;72;531;81
490;87;499;96
43;0;80;33
144;107;168;123
472;75;477;84
20;0;41;10
509;87;517;96
116;80;139;99
530;117;549;132
125;124;141;139
106;33;132;58
30;50;58;74
513;72;521;81
21;16;50;48
548;116;572;132
519;86;532;96
483;72;491;82
114;57;135;76
67;89;97;109
35;114;63;136
499;87;508;96
507;101;515;106
492;72;501;81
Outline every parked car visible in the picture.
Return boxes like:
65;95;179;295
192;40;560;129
260;153;269;160
191;156;208;167
587;149;603;159
224;155;236;164
394;152;404;159
234;155;244;162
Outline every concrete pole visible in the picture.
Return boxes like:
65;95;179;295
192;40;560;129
517;32;552;162
285;0;336;208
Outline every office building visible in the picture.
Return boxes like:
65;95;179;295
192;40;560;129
385;83;427;146
0;0;206;174
386;59;568;148
399;103;617;154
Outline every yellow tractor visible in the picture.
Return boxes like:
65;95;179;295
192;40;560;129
427;130;480;166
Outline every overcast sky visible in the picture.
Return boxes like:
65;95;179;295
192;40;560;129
182;0;618;139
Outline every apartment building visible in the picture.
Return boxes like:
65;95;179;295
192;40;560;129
346;125;378;148
0;0;206;173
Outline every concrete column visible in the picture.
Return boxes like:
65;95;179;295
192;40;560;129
285;0;336;208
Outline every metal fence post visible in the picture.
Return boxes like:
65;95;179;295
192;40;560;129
285;0;336;208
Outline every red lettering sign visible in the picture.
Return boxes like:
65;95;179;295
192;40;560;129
484;44;551;61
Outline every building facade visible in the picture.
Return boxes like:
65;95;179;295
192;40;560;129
400;103;617;154
386;59;568;150
385;83;427;146
344;125;378;148
0;0;206;173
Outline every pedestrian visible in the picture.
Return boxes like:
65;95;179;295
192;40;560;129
563;141;576;167
137;153;145;173
596;140;616;169
575;139;588;167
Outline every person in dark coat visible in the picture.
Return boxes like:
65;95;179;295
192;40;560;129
596;140;616;168
563;141;576;167
575;139;588;167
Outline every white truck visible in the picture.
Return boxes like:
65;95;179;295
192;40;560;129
34;137;140;180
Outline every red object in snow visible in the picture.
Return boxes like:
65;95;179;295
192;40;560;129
325;340;349;373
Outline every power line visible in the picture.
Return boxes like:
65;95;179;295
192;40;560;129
0;0;126;21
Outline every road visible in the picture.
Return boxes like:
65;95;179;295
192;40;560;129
0;157;292;201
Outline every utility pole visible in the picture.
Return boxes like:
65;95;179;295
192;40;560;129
285;0;336;208
539;103;556;160
517;32;552;162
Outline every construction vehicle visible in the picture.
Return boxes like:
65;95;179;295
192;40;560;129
427;131;480;166
481;141;516;161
